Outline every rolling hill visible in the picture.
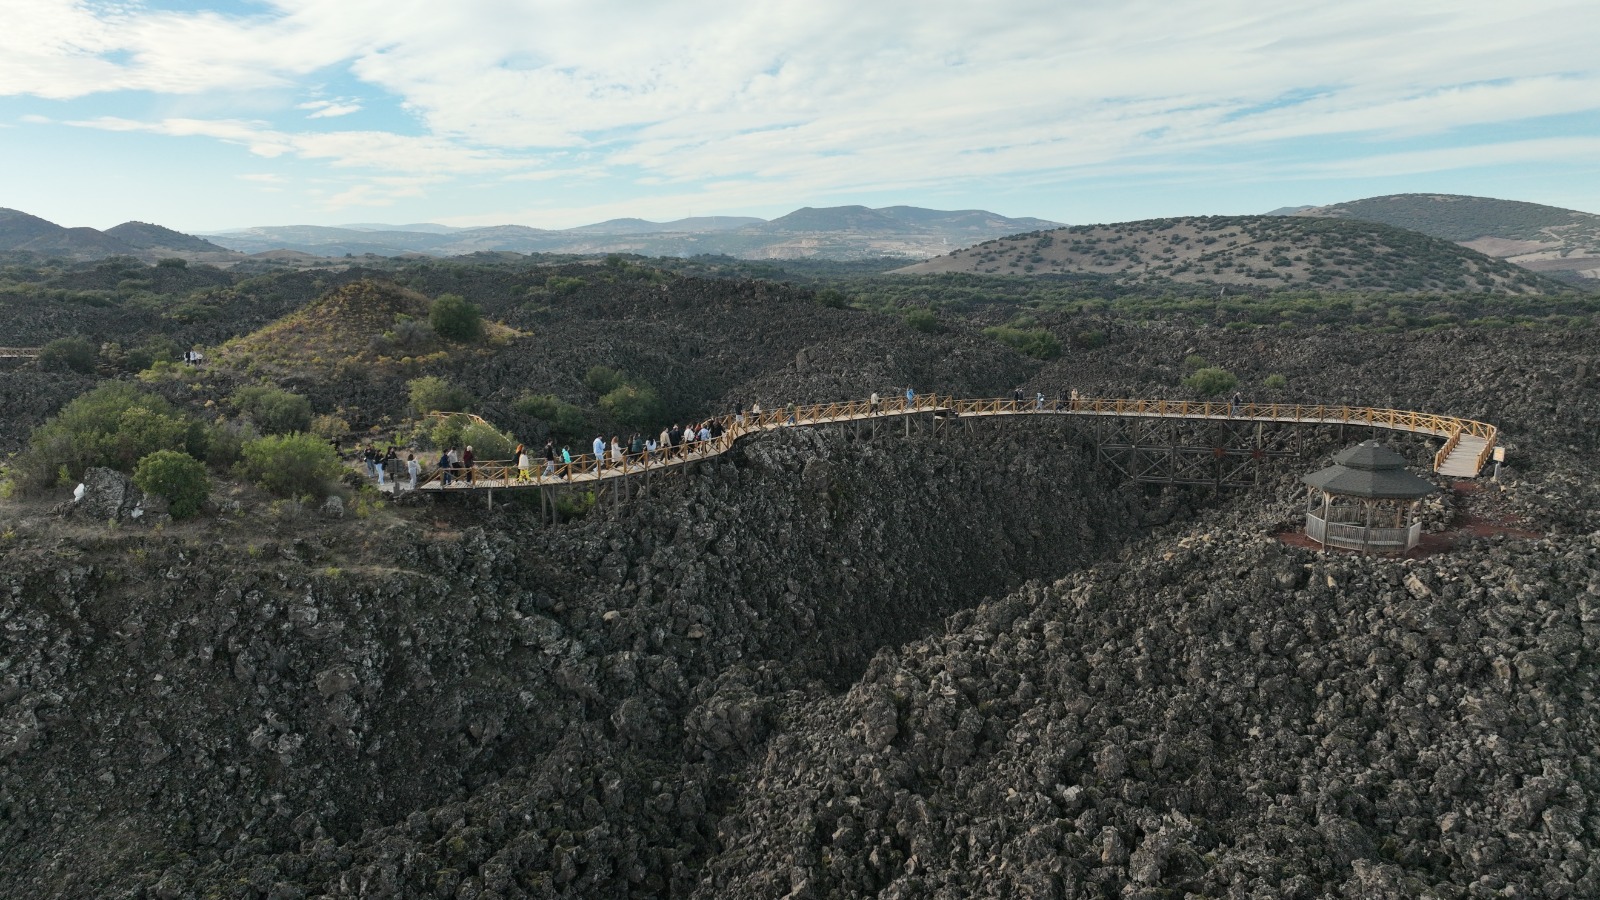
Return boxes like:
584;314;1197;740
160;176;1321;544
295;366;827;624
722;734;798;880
893;215;1560;293
0;208;240;263
1293;194;1600;281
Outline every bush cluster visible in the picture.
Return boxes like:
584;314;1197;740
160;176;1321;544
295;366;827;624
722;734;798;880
983;325;1062;360
514;393;587;440
235;433;343;499
1183;367;1240;397
429;293;483;342
230;385;312;435
133;450;209;519
18;383;203;490
408;376;474;414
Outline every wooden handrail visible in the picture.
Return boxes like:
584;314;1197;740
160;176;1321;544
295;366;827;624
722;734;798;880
404;394;1497;491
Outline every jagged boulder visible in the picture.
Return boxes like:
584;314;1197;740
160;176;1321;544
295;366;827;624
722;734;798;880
58;467;166;523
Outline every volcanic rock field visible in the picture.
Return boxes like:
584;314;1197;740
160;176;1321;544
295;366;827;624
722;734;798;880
2;268;1600;898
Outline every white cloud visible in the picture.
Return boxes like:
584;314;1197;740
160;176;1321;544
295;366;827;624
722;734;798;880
298;99;362;119
62;115;525;174
6;0;1600;212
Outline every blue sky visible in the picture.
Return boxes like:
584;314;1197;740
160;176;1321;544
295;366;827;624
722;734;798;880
3;0;1598;233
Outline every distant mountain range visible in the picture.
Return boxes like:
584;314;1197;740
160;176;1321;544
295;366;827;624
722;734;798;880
198;206;1062;261
5;195;1596;284
0;208;238;263
1289;194;1600;281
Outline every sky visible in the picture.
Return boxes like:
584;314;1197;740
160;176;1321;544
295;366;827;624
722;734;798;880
2;1;1598;234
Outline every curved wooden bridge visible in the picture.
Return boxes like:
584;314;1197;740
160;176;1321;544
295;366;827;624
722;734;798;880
411;395;1497;499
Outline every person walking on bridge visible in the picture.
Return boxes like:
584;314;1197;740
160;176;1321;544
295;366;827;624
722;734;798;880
542;440;556;477
1035;392;1045;411
406;452;419;490
517;445;531;483
905;386;916;408
870;391;879;415
1013;388;1024;409
438;448;454;487
592;434;606;473
560;445;572;478
463;445;476;485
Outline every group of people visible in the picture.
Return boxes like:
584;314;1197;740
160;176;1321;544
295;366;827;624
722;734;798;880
361;388;941;490
500;418;737;483
362;444;422;489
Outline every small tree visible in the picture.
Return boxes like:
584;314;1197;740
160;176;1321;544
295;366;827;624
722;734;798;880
236;433;343;499
816;288;848;308
1264;373;1289;391
134;450;209;519
903;308;942;334
230;385;313;435
408;376;473;414
513;393;587;439
156;257;188;269
1183;367;1239;397
38;336;98;374
583;365;627;395
459;422;516;461
429;293;483;342
600;383;663;429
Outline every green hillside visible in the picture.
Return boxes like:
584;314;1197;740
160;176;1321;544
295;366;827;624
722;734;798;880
895;215;1560;294
1296;193;1600;242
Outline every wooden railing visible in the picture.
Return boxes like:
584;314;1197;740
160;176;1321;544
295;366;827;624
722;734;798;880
407;394;1497;491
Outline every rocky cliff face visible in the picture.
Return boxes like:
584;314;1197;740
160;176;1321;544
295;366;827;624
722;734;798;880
0;419;1145;897
696;527;1600;898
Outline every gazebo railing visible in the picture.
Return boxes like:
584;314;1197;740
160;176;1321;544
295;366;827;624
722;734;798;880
1305;512;1421;552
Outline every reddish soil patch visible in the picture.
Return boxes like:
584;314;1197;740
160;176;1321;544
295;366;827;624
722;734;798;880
1275;480;1541;558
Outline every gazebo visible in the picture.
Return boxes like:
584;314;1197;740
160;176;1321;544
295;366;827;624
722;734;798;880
1303;441;1437;554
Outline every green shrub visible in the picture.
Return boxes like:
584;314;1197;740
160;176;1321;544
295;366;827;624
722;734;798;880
384;313;435;349
513;393;587;439
408;376;473;414
19;383;196;489
230;385;312;435
1072;329;1107;349
236;433;343;499
134;450;208;519
459;422;517;462
429;293;483;342
903;308;942;333
155;257;187;269
816;288;848;308
38;336;98;374
1183;367;1239;396
123;336;180;372
983;325;1062;360
310;414;350;440
583;365;627;395
545;275;585;295
203;419;252;469
599;383;662;429
1182;353;1209;370
1264;373;1289;391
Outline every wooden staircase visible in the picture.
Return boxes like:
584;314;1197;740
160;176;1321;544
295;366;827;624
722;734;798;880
1436;434;1490;478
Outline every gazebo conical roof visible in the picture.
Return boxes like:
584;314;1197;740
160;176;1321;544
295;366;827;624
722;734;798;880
1301;441;1437;499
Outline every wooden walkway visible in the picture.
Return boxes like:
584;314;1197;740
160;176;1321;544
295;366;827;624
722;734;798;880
409;395;1499;495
